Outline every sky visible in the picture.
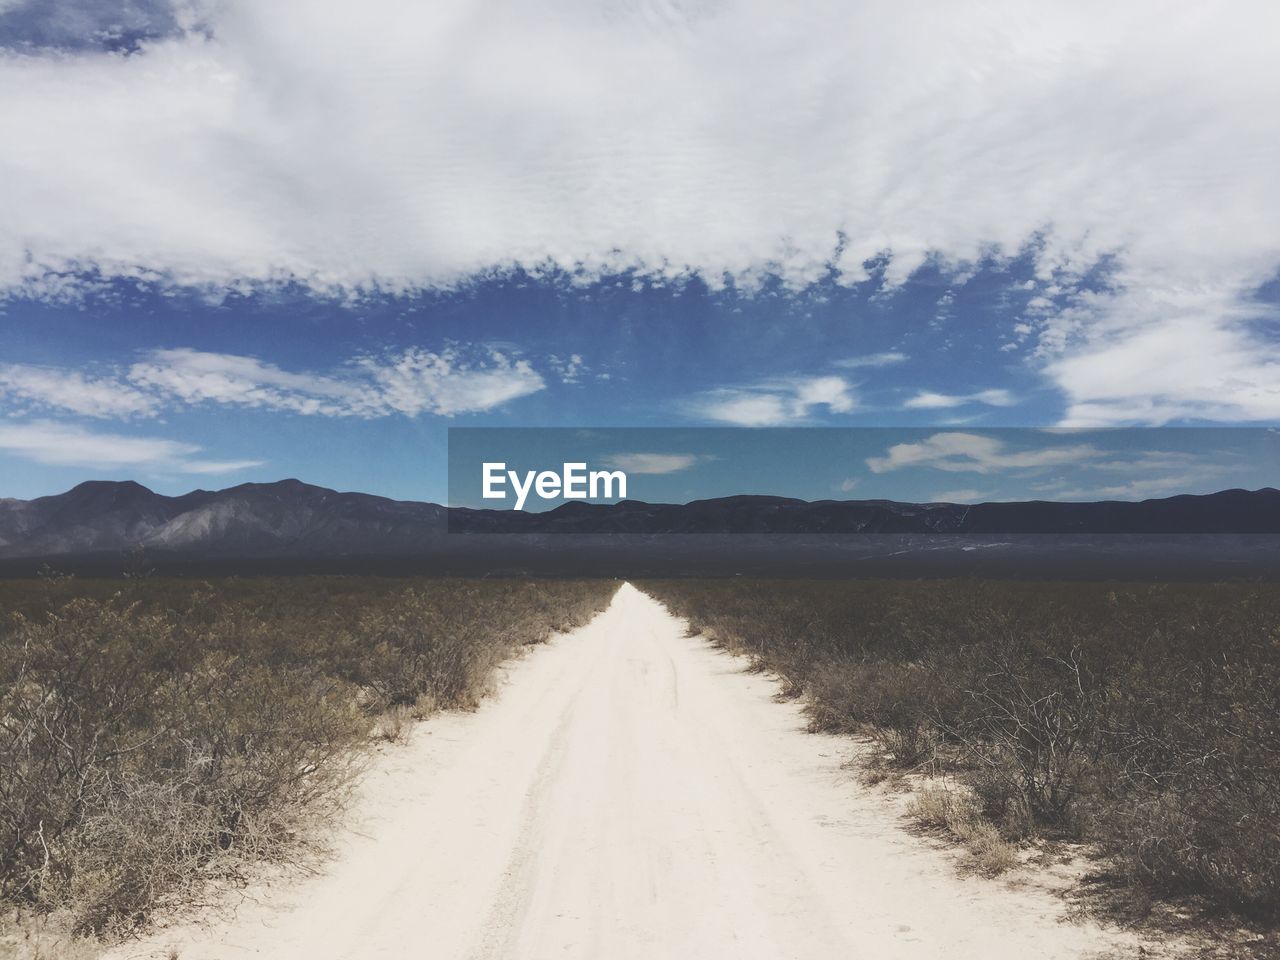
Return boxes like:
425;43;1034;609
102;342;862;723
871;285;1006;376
0;0;1278;504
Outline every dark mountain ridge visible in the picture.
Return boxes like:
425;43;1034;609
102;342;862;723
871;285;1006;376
450;487;1280;535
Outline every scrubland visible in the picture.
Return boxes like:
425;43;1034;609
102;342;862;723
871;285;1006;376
76;585;1139;960
5;573;1275;956
640;579;1280;928
0;575;616;944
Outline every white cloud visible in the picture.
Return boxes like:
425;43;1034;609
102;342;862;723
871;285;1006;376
354;348;545;417
1032;472;1230;502
694;392;792;427
548;353;587;384
833;352;907;369
837;477;859;493
0;363;160;418
690;375;856;426
794;376;856;413
604;452;701;475
1027;450;1233;500
903;388;1016;410
866;432;1099;474
129;349;371;416
929;488;989;503
1043;289;1280;426
865;433;1235;501
1;1;1279;423
5;346;546;420
0;419;261;473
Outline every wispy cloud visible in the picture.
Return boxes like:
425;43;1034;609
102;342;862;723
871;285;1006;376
604;452;703;475
1033;477;1216;502
866;432;1099;474
356;348;545;417
929;488;989;503
833;352;907;369
866;432;1232;500
690;375;856;426
1028;452;1233;501
0;363;160;419
1043;291;1280;426
2;346;547;421
548;353;587;384
903;389;1016;410
129;349;370;416
0;419;262;473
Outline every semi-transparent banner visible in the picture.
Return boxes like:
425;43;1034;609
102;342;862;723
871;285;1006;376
446;427;1280;534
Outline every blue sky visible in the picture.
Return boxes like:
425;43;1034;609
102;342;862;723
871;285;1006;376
0;1;1277;503
1;268;1275;504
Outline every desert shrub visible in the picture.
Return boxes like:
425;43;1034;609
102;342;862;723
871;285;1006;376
338;581;609;712
911;784;1019;877
804;659;945;766
53;779;218;937
1093;638;1280;917
373;705;414;743
0;576;616;937
805;660;932;731
966;763;1035;839
940;628;1104;828
641;578;1280;920
0;597;367;933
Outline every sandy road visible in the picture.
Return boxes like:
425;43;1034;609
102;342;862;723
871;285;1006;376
110;584;1133;960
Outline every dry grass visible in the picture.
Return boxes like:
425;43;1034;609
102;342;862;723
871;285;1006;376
373;705;415;743
642;578;1280;926
911;784;1020;878
0;576;617;946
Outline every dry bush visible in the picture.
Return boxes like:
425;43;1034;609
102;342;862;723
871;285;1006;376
804;660;950;769
373;706;414;743
0;598;368;935
0;576;616;940
941;631;1101;829
642;578;1280;921
875;724;941;770
911;784;1019;877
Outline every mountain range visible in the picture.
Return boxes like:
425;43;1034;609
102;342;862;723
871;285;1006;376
0;480;1277;578
449;488;1280;535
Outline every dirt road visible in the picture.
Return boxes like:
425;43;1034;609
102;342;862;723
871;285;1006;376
110;584;1134;959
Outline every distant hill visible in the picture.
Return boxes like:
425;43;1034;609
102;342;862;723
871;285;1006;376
449;488;1280;534
0;479;446;558
0;480;1277;579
